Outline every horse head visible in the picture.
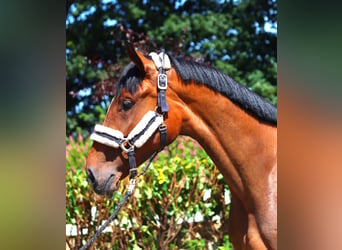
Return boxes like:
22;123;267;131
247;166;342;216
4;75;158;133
86;46;182;197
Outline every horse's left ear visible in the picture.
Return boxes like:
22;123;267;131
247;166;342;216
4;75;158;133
126;44;151;75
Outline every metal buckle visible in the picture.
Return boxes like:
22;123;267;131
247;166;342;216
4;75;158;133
157;73;167;90
127;179;136;196
159;123;167;132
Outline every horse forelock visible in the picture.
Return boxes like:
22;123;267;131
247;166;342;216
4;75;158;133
114;62;142;99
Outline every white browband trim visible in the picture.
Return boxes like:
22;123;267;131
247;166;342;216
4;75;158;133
127;111;163;148
90;111;163;149
149;52;171;70
149;52;162;69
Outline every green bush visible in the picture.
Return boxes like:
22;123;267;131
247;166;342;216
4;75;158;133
66;134;232;249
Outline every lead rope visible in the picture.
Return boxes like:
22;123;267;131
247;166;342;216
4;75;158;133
79;151;159;250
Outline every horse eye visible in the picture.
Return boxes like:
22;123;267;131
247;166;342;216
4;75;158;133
121;99;135;111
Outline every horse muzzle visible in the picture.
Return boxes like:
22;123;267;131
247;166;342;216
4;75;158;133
86;166;122;197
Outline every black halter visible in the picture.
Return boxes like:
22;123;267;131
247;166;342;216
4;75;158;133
126;51;170;180
90;52;170;181
127;61;169;180
82;52;171;250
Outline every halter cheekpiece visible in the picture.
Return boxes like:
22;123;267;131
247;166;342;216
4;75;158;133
90;51;170;182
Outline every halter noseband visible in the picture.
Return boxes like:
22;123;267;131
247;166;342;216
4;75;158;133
90;51;170;180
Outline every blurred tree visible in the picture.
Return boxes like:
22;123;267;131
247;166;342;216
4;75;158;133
66;0;277;137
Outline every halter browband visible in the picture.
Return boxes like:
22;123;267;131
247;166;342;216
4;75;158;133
90;51;170;179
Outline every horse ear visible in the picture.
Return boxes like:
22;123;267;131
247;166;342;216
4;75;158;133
126;44;151;75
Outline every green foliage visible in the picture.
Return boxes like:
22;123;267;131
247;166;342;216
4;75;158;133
218;235;234;250
66;133;93;226
66;0;277;137
66;135;233;249
247;70;277;105
67;104;107;138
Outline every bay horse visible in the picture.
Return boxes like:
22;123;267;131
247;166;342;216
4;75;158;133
86;45;277;249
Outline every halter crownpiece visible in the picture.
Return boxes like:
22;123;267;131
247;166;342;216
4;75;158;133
149;51;170;113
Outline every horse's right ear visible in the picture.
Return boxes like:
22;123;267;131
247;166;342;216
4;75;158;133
126;44;151;75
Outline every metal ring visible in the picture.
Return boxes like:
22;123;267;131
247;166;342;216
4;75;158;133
120;140;134;153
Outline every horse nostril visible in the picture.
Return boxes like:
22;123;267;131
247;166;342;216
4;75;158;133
87;168;96;186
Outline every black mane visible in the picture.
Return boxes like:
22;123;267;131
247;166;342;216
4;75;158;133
170;56;277;124
115;57;277;125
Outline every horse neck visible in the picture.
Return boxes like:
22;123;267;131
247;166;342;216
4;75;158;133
170;78;277;203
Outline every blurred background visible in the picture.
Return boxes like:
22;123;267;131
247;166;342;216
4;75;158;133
2;0;341;249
